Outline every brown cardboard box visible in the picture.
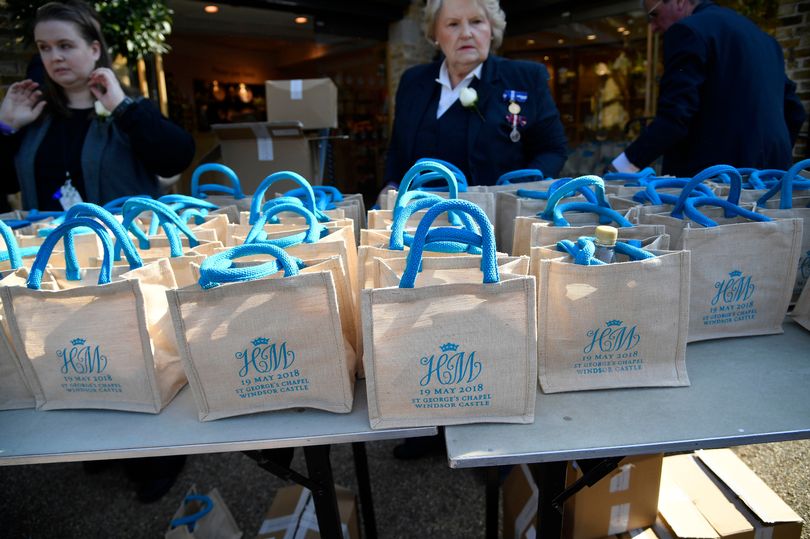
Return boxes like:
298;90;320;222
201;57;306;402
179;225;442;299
211;122;316;195
503;464;539;539
564;454;664;539
256;484;359;539
502;455;663;539
265;78;338;130
657;449;803;539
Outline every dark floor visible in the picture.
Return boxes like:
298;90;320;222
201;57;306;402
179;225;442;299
1;438;809;539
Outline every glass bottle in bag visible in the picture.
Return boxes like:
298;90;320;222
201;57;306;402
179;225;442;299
594;225;618;264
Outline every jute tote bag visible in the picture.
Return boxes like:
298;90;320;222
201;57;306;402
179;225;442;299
1;216;185;412
190;163;253;211
533;236;690;393
279;185;365;245
640;165;802;342
386;160;497;225
361;199;537;429
0;221;35;409
519;177;667;261
167;243;355;421
512;176;662;256
754;160;810;300
239;171;345;225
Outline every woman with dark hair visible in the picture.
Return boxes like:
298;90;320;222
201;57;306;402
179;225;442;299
0;0;194;211
0;1;189;502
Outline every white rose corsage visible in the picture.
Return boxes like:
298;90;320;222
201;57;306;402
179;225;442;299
459;87;484;121
94;100;111;121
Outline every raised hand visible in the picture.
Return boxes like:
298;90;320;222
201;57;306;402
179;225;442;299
0;79;47;131
88;68;126;113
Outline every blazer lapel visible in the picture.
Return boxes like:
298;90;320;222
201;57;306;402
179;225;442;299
467;56;500;165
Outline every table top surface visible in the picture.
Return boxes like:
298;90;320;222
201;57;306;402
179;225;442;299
446;320;810;468
0;381;436;465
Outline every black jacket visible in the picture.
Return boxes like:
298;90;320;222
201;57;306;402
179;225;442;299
384;55;568;185
625;1;807;176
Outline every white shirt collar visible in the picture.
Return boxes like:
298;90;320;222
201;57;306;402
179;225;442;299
434;60;483;118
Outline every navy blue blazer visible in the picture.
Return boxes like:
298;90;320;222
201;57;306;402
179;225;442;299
384;55;568;185
625;1;807;177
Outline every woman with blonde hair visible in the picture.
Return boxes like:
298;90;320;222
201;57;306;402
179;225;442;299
384;0;567;187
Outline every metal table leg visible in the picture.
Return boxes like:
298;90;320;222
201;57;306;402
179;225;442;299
352;442;378;539
304;444;343;539
531;461;567;539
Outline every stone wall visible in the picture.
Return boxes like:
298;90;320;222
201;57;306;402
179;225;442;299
777;0;810;160
386;0;436;128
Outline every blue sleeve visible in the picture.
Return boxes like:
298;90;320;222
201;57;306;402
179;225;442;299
625;23;706;168
784;74;807;146
523;64;568;178
114;98;196;177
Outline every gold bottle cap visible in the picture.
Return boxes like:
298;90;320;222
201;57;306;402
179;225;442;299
595;225;618;246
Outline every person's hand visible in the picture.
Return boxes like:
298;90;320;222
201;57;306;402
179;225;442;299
88;68;126;113
0;79;47;131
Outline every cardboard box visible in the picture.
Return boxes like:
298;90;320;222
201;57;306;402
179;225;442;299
256;484;359;539
656;449;803;539
564;454;664;539
211;121;315;195
265;78;337;130
503;464;540;539
502;455;664;539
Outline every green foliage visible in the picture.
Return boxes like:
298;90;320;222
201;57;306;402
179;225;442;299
4;0;173;62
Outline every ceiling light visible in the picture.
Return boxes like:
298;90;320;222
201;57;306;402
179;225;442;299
557;38;565;44
295;16;308;24
543;56;550;61
623;30;631;36
527;39;536;45
587;34;597;40
617;27;626;32
203;4;218;13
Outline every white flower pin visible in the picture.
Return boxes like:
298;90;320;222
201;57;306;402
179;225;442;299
459;87;484;121
94;100;111;120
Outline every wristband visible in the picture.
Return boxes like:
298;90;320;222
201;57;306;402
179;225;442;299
112;96;135;119
0;121;16;136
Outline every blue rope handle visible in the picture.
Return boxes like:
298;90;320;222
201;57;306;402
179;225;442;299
539;176;610;222
198;242;300;289
260;196;306;224
121;198;199;259
283;187;337;210
286;185;345;203
26;209;64;222
496;169;544;185
415;157;468;186
517;177;599;204
400;199;497;288
392;191;464;228
603;167;657;186
102;196;135;214
411;171;469;193
0;245;38;264
169;495;214;532
250;171;329;225
394;161;460;211
671;164;742;219
640;178;716;205
0;220;23;269
756;159;810;209
155;195;218;234
682;196;773;227
746;169;784;190
389;196;480;253
3;219;32;230
63;203;143;279
556;236;656;266
190;163;246;200
550;201;634;227
245;202;326;247
181;208;209;225
27;218;115;289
